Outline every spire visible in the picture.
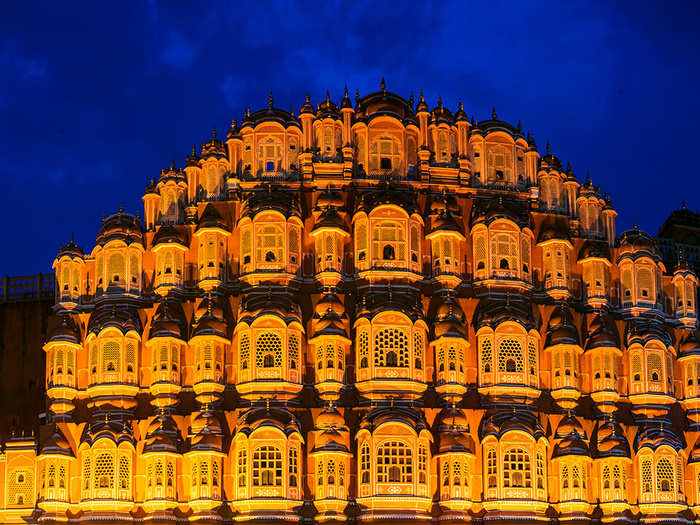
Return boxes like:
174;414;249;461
458;98;463;111
438;95;443;109
516;119;521;131
245;107;250;118
380;77;386;94
305;92;310;104
682;200;687;210
344;84;348;97
546;140;550;154
325;89;330;103
355;88;360;106
119;203;124;213
268;92;274;109
633;219;639;230
409;91;414;108
192;144;197;155
212;127;217;140
492;107;497;120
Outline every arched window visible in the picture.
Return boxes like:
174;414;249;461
637;268;653;300
377;441;412;483
356;221;368;264
237;449;247;488
94;453;114;490
256;332;283;369
239;333;250;370
374;328;409;367
486;449;497;488
288;447;298;487
656;457;674;492
647;353;663;383
641;459;652;493
253;446;282;487
487;146;512;183
498;338;523;373
256;224;284;265
492;233;517;275
257;137;283;173
360;443;371;484
481;336;493;374
369;136;401;172
503;448;531;488
373;221;406;263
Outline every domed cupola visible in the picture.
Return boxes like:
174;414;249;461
93;208;144;297
200;128;226;160
142;411;181;510
309;405;351;519
474;296;541;403
686;437;700;509
356;406;433;518
184;406;225;513
432;293;469;402
44;314;81;416
233;290;304;401
430;96;454;125
310;291;349;401
454;98;468;122
54;236;85;307
316;90;340;119
672;252;698;326
427;192;465;287
152;223;187;248
592;418;630;459
158;161;186;185
538;223;573;299
146;299;187;408
82;415;135;448
37;424;74;509
479;408;549;515
584;311;621;415
143;411;181;455
353;286;429;401
226;118;240;141
470;197;534;289
230;406;304;517
40;424;74;458
617;227;662;310
578;239;612;307
189;294;229;405
435;407;476;513
551;415;592;515
678;330;700;426
633;422;687;515
545;304;583;410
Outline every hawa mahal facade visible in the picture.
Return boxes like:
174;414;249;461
2;82;700;524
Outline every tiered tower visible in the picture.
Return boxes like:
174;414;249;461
3;82;699;525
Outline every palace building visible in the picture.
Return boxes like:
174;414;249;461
3;81;700;524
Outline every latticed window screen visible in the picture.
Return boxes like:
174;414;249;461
257;138;282;172
318;459;324;486
356;222;368;255
676;457;683;494
647;353;663;382
288;447;298;486
481;337;493;373
130;253;139;285
486;449;497;487
372;221;406;262
641;459;653;492
374;328;409;367
288;227;299;261
212;460;219;487
657;457;674;492
255;332;283;368
414;331;424;369
621;267;633;298
102;341;121;373
536;453;545;488
242;228;252;259
491;233;517;272
288;333;299;369
418;445;427;483
237;449;247;487
108;253;125;283
358;330;369;367
377;441;412;483
119;455;130;490
498;338;523;372
8;469;32;506
474;234;487;271
327;459;336;485
125;342;136;371
360;443;371;483
256;225;284;264
521;236;531;273
82;456;91;491
638;268;653;298
94;453;114;489
503;448;531;488
252;446;282;487
528;340;538;375
167;461;175;487
240;333;250;369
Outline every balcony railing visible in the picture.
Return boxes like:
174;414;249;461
1;273;55;303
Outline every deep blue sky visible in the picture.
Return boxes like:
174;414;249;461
2;1;699;276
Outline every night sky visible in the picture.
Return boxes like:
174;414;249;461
2;1;699;276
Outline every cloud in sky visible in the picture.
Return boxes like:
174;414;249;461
0;0;699;275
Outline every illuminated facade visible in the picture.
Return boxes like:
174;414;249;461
3;82;700;524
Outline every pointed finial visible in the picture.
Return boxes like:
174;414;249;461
325;89;330;103
268;92;274;109
419;88;425;103
105;412;109;425
585;171;591;184
566;161;572;172
388;282;392;303
458;98;463;111
682;200;687;210
192;144;197;155
390;396;394;408
344;84;348;97
290;105;295;117
409;91;414;108
438;95;443;109
546;140;550;154
245;107;250;118
470;114;475;126
265;397;270;412
492;107;497;120
633;219;639;230
355;88;360;105
207;291;212;315
119;203;124;213
212;127;217;139
516;120;521;131
380;77;386;93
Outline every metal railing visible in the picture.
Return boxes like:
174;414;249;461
1;273;55;303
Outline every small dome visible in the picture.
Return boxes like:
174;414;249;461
552;415;589;458
189;407;223;452
433;295;467;339
149;300;187;341
191;294;228;339
96;209;143;246
537;224;571;244
196;204;230;233
143;412;180;454
625;319;673;348
680;330;700;358
200;128;227;159
87;304;142;336
471;196;529;228
584;312;619;351
578;239;611;261
437;408;475;454
593;419;630;459
312;208;348;234
355;184;419;216
41;425;74;457
478;408;545;441
474;295;536;331
429;192;460;216
688;437;700;464
545;304;580;348
617;227;659;260
57;236;83;259
360;406;429;434
316;189;344;210
152;224;187;247
634;422;685;453
47;314;81;344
